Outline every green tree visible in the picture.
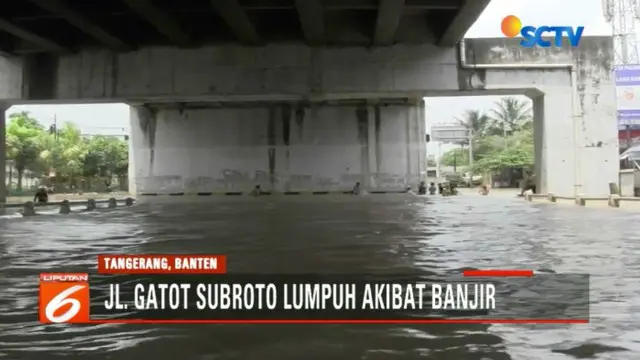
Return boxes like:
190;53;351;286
5;112;45;190
472;127;534;173
489;97;533;136
38;122;87;187
83;136;129;188
456;109;491;137
440;147;469;167
5;111;130;193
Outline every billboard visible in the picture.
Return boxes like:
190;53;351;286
430;125;469;144
615;64;640;130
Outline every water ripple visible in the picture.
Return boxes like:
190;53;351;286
0;195;638;359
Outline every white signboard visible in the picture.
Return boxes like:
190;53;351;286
430;125;469;143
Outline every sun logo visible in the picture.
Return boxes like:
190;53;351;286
501;15;522;38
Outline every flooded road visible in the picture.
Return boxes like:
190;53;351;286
0;194;638;359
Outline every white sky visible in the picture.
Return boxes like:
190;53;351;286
5;0;614;151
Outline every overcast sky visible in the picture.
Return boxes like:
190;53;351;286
6;0;613;150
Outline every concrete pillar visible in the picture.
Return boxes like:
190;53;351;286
0;106;6;204
528;75;577;197
128;102;425;194
403;101;422;187
128;104;156;196
417;100;427;182
532;95;546;194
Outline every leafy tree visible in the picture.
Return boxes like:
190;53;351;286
5;111;129;193
440;147;469;167
489;97;533;136
5;112;44;190
440;107;534;176
471;127;534;173
83;136;129;187
38;122;87;186
456;109;491;137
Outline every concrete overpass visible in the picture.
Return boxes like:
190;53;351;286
0;1;619;201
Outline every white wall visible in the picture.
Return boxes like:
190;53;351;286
129;103;425;194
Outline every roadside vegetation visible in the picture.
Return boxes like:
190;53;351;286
439;97;534;183
5;111;128;195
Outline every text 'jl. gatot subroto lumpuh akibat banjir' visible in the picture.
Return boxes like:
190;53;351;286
110;282;497;311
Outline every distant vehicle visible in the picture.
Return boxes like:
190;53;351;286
442;172;463;187
462;172;483;186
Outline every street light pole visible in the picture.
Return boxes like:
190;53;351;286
468;128;474;186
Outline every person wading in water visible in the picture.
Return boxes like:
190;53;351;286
520;171;536;196
34;186;49;204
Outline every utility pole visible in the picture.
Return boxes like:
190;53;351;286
49;114;58;140
468;128;474;186
435;142;442;182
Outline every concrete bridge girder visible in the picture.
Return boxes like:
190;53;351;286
0;0;490;54
0;36;619;200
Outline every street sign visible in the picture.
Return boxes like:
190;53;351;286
430;125;469;143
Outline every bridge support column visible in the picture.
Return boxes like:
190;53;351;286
475;67;618;197
128;104;151;196
129;101;425;195
0;106;6;204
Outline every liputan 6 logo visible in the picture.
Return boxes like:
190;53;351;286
39;273;90;323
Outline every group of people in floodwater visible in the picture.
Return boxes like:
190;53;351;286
246;171;537;198
247;181;458;196
29;171;537;201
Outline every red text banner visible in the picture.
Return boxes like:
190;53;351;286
97;254;226;274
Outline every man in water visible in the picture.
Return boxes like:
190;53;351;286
352;182;361;195
418;181;427;195
479;184;491;195
520;171;536;196
33;186;48;204
250;185;262;197
428;182;437;195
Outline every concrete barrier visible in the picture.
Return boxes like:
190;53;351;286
1;198;136;209
21;201;36;216
518;192;640;208
59;200;71;214
608;194;620;208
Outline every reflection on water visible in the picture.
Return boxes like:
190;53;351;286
0;195;638;359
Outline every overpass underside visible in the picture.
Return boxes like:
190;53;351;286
0;1;619;199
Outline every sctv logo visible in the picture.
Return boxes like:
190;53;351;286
501;15;584;48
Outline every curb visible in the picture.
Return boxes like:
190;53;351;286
138;190;410;196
